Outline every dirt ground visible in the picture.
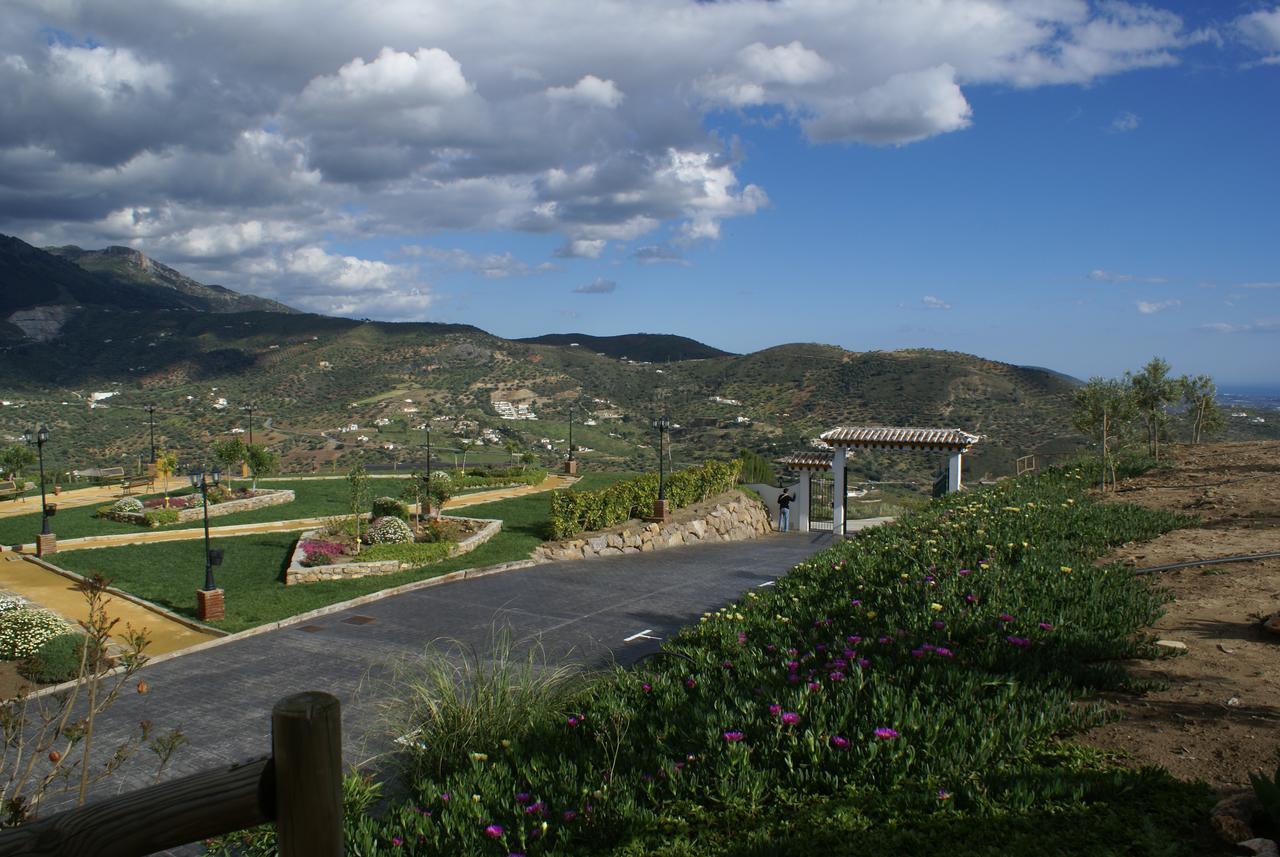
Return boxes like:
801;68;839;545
1077;441;1280;792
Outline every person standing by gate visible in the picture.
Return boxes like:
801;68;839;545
777;486;794;532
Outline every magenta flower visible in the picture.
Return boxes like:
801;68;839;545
723;730;745;743
857;657;870;669
567;716;580;727
873;727;900;740
1038;622;1054;631
685;677;697;689
829;670;845;681
484;824;504;839
720;660;734;670
846;635;862;644
737;631;747;644
515;792;530;804
781;712;801;726
934;646;954;658
829;735;850;749
931;620;946;629
958;568;972;576
1005;635;1031;648
998;613;1014;623
807;681;821;691
937;789;953;801
563;810;578;822
768;704;782;717
641;682;652;693
392;837;403;847
965;594;978;604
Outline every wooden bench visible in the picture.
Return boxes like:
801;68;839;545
90;466;127;487
0;480;22;502
119;473;155;495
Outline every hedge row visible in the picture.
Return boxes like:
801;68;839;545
548;460;741;539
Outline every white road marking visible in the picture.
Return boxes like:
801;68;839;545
623;629;662;642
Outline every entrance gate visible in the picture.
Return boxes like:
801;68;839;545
809;470;833;532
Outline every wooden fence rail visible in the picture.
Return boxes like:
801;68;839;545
0;691;342;857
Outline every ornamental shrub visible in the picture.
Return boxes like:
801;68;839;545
0;608;68;660
21;632;96;683
372;496;409;521
110;497;144;515
144;508;181;527
366;515;414;545
300;539;347;567
0;596;25;615
548;459;741;539
359;542;452;565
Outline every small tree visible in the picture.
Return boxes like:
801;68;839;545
399;471;425;524
211;438;247;490
1126;357;1179;462
154;450;178;508
520;451;537;472
504;439;519;466
347;462;371;549
1071;377;1134;491
0;445;36;481
244;444;279;491
1180;374;1224;444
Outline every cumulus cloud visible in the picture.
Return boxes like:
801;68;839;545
1236;6;1280;64
0;0;1216;315
1110;110;1140;132
1136;299;1181;314
921;295;952;310
573;277;616;294
546;75;624;108
412;246;539;278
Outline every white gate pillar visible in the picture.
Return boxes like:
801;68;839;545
947;452;963;493
832;447;847;536
793;476;810;532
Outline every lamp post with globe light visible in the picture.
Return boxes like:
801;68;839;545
649;415;671;522
23;426;55;552
188;466;226;620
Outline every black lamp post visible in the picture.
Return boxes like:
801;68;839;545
189;467;223;591
567;402;575;463
145;405;157;463
423;422;433;519
23;425;50;536
653;415;671;502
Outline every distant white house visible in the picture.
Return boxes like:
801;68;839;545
583;418;597;426
494;400;538;420
402;406;419;413
91;391;119;402
710;396;742;406
230;428;246;434
357;435;370;442
1251;416;1266;424
373;418;391;426
318;361;332;369
213;398;228;410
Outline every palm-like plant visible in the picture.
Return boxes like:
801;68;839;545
155;450;178;507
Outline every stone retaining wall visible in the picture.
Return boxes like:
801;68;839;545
108;489;295;526
286;516;501;585
530;490;771;564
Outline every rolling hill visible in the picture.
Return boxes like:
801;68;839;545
515;332;733;362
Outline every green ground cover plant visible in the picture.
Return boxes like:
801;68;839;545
50;473;627;632
222;462;1215;855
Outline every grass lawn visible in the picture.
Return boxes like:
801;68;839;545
0;475;544;546
50;472;631;633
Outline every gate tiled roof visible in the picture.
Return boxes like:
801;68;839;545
818;426;979;451
776;451;835;470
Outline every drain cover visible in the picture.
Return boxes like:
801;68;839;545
297;625;324;633
342;615;376;625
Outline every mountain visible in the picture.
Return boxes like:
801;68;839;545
45;244;297;315
515;332;733;362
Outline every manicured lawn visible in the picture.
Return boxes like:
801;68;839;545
50;472;631;633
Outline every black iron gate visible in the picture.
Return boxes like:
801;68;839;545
809;470;834;532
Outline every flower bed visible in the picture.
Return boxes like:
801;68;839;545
285;516;501;585
218;463;1214;855
99;488;295;528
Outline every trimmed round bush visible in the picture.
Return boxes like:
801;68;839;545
366;515;413;545
21;632;97;683
0;608;68;660
429;470;452;485
111;496;144;515
372;496;409;521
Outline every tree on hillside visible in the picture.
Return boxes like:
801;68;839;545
736;449;775;484
212;438;248;489
245;443;279;490
1126;357;1179;462
520;451;537;472
504;438;519;466
1071;377;1133;491
0;445;36;481
1180;374;1224;444
155;450;178;507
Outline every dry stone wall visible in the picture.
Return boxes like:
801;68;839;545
286;517;501;585
531;490;771;564
108;489;295;526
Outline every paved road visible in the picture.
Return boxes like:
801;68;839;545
56;529;836;820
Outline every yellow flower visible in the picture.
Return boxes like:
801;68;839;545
929;602;943;612
866;610;877;619
472;794;482;802
470;752;488;762
1060;565;1072;574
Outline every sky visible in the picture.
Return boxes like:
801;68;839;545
1;1;1277;385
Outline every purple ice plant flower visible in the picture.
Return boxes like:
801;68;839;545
1005;636;1031;648
873;727;900;740
781;712;801;726
1038;622;1054;631
829;735;850;749
768;704;782;717
723;731;745;743
998;613;1014;623
484;824;504;839
685;677;697;689
932;620;946;629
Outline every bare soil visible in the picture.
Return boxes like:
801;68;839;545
0;660;34;700
1077;441;1280;791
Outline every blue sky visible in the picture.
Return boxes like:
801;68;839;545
2;1;1277;384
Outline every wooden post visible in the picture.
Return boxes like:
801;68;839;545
272;691;343;856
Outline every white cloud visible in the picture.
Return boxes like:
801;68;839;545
1201;318;1280;334
1136;299;1181;314
415;246;535;278
1241;281;1280;289
633;244;688;265
546;75;623;108
922;295;952;310
573;277;616;294
1087;268;1167;284
1110;110;1140;132
1236;7;1280;63
0;0;1216;310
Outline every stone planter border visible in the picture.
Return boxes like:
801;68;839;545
531;490;771;564
105;489;295;527
285;516;501;585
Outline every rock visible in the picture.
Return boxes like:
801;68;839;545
587;535;608;552
1154;639;1187;652
1212;792;1260;844
1263;612;1280;638
1240;840;1280;857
